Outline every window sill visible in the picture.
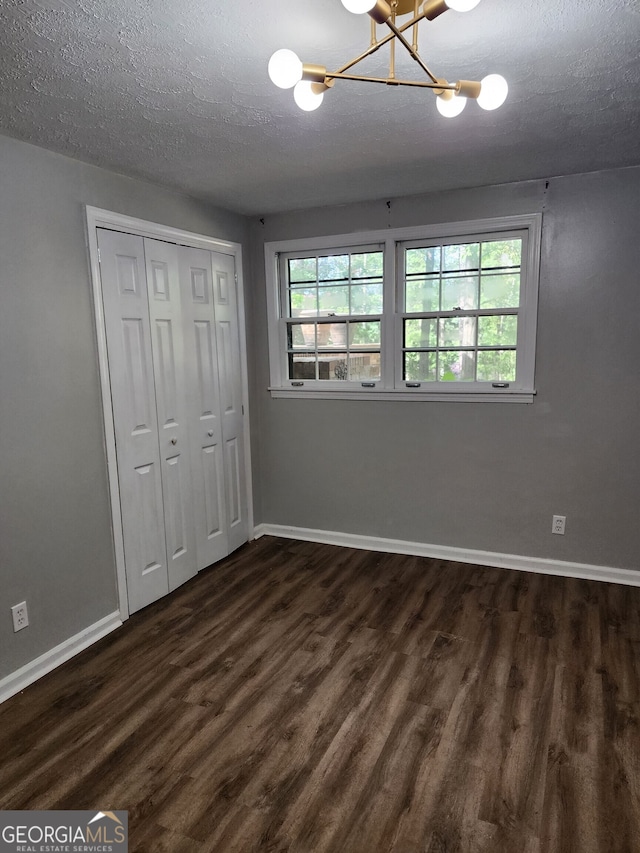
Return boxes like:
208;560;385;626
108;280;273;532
269;387;536;403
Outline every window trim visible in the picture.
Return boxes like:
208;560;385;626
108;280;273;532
265;214;542;403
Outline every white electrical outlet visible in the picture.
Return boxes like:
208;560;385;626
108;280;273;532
552;515;566;535
11;601;29;632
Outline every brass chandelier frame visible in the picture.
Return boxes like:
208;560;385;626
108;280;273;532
302;0;483;104
268;0;510;115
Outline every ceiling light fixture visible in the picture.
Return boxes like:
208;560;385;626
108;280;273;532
268;0;508;117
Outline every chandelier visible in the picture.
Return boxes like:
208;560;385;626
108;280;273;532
268;0;508;117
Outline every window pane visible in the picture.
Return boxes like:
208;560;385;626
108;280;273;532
480;273;520;309
317;323;348;348
405;318;437;348
406;247;440;275
405;351;437;381
351;283;383;315
288;257;316;283
351;252;383;279
477;350;516;382
289;287;318;317
481;239;522;270
443;243;479;272
318;254;349;282
438;351;476;382
289;352;316;379
349;352;381;380
318;285;349;315
478;315;518;347
288;324;315;349
405;277;439;313
318;353;348;380
441;274;478;311
350;321;381;347
439;316;477;348
287;323;316;349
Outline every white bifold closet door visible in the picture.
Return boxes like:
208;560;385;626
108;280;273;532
98;229;248;615
179;246;248;566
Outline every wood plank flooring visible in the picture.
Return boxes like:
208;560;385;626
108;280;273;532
1;536;639;852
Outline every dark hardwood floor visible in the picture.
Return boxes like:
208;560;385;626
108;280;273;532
1;536;639;852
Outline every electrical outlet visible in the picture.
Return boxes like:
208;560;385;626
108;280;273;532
552;515;566;535
11;601;29;632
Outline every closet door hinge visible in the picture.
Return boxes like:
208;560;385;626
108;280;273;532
97;248;101;263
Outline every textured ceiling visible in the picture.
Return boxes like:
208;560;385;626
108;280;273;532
0;0;639;215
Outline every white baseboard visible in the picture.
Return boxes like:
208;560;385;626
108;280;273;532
254;523;640;588
0;611;122;705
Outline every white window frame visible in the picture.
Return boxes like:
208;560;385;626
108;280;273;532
265;214;541;403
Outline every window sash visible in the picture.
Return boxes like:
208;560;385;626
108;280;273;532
279;243;384;320
279;244;385;386
395;228;529;390
286;317;382;383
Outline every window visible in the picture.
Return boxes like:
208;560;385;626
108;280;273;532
265;215;541;402
283;245;383;384
400;234;523;385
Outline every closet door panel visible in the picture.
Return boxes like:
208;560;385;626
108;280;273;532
98;229;169;613
144;238;198;591
164;453;190;563
211;251;249;553
179;246;229;569
202;444;224;539
225;436;241;527
133;462;165;581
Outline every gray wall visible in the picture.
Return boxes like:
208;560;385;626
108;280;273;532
0;133;247;680
248;168;640;572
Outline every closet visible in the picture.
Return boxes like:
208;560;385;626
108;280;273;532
97;227;248;615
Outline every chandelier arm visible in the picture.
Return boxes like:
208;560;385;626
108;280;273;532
412;0;419;52
325;71;456;89
382;18;439;84
335;9;426;75
389;21;396;79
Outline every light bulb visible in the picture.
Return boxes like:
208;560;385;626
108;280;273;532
341;0;376;13
293;81;324;112
436;94;467;118
477;74;508;110
446;0;481;10
268;49;303;89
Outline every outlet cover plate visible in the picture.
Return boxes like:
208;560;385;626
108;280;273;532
11;601;29;632
552;515;566;535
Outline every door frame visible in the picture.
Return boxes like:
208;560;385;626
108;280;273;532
85;206;254;621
